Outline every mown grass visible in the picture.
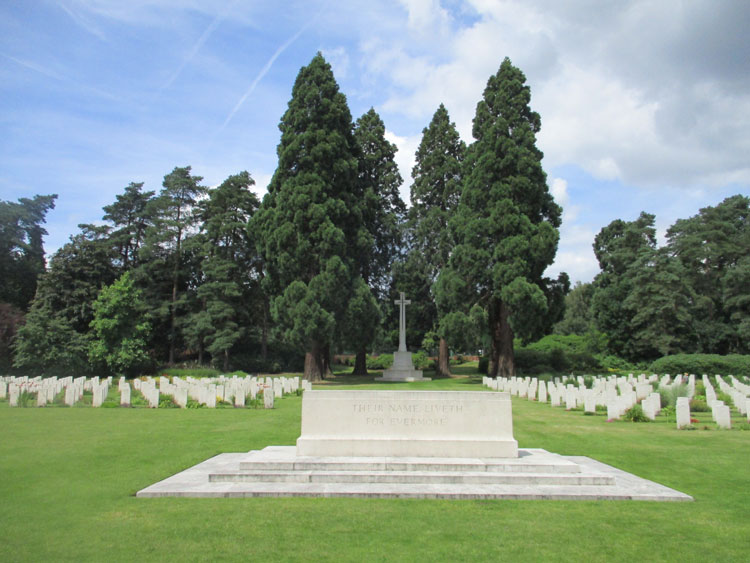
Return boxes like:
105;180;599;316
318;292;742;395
1;373;749;562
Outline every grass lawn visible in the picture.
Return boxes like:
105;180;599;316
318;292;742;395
1;371;749;562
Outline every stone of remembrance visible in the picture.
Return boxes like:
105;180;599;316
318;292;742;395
296;390;518;458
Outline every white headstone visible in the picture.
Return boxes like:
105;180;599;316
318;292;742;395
120;384;131;406
676;397;691;428
263;385;274;409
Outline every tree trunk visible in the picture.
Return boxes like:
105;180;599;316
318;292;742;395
489;298;515;378
197;340;204;365
352;348;368;376
223;349;229;372
437;338;452;377
323;344;332;377
304;341;325;382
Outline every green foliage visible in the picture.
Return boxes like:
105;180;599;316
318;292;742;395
13;303;91;375
187;171;261;370
411;350;432;370
623;404;649;422
17;391;35;408
88;272;152;377
658;383;690;408
102;182;156;270
666;195;750;354
366;354;393;370
353;107;405;296
436;58;562;378
689;398;710;412
649;354;750;377
554;281;594;335
0;194;57;310
256;53;361;379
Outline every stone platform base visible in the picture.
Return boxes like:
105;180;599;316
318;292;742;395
136;447;693;501
375;351;430;382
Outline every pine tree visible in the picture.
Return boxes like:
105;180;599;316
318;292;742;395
408;104;465;376
190;171;260;370
256;53;361;381
436;58;562;378
0;194;57;310
666;195;750;353
140;166;206;365
591;212;657;359
102;182;156;271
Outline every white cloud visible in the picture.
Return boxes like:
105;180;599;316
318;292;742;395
384;129;421;205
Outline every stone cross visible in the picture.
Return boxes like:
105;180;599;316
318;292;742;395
395;292;411;352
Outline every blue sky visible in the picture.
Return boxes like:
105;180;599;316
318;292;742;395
2;0;748;284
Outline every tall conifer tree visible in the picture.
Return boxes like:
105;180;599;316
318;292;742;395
408;104;465;376
256;53;361;381
140;166;206;365
436;58;562;378
349;108;405;375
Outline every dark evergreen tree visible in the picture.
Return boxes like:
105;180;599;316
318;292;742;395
665;195;750;353
256;53;361;381
554;281;595;335
188;171;260;370
435;58;562;378
590;212;657;359
407;103;465;376
139;166;206;365
622;249;696;360
0;194;57;310
349;108;405;375
12;225;116;373
102;182;156;271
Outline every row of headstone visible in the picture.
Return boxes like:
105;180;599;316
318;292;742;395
483;372;749;427
1;373;310;409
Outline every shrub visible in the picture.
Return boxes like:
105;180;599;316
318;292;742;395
623;404;649;422
658;383;690;408
158;396;177;408
649;354;750;377
18;391;34;407
717;391;733;405
660;405;676;422
690;398;709;412
411;351;432;370
367;354;393;370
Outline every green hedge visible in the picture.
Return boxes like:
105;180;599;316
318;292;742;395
649;354;750;377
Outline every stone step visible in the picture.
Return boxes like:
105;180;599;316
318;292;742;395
238;454;582;474
209;470;615;486
136;450;694;501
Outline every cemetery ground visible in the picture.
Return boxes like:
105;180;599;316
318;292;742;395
1;367;749;562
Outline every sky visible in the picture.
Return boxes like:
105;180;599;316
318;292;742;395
2;0;749;284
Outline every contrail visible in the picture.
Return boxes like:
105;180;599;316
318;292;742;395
217;21;311;134
58;2;107;41
160;1;239;94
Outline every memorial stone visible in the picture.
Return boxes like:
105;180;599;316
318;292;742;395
120;384;131;406
263;385;274;409
296;390;518;458
676;397;691;428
